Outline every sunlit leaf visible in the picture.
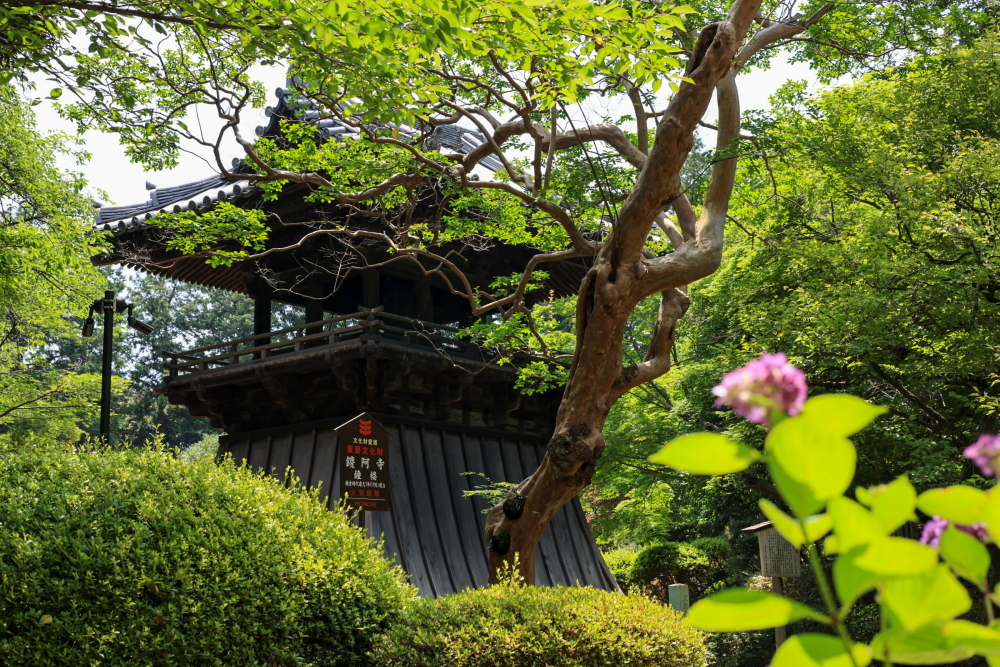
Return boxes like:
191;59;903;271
872;624;976;665
828;497;884;553
917;486;987;526
834;547;882;611
686;588;827;631
648;432;760;475
882;565;970;631
940;526;989;586
799;394;887;436
766;416;856;518
858;475;917;534
854;537;937;576
772;633;872;667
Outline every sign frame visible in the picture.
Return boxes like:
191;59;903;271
338;413;391;512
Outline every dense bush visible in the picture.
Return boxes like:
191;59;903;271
628;537;729;600
370;580;708;667
0;444;413;666
601;546;640;591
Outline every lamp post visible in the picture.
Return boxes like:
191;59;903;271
81;289;154;442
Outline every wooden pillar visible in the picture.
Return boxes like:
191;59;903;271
362;268;379;309
773;576;786;647
415;275;432;322
253;284;272;359
305;281;325;335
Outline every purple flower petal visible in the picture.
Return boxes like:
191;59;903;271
920;516;949;546
712;353;808;427
963;434;1000;477
920;516;990;546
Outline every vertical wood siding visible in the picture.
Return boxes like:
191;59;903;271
219;417;620;597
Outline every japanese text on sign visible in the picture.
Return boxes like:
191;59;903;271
338;414;391;511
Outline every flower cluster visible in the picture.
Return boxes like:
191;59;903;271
712;353;808;428
919;515;989;547
963;433;1000;477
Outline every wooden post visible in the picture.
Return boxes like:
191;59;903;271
362;268;379;309
415;275;432;322
743;521;801;653
253;290;272;340
773;576;786;647
306;281;325;336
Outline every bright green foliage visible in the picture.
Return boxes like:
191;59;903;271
655;33;1000;497
771;634;871;667
649;432;760;475
785;1;1000;81
369;582;708;667
686;588;827;632
917;485;988;525
652;379;1000;665
155;203;268;267
601;545;641;591
855;475;916;534
764;411;860;518
49;269;311;448
0;443;414;666
461;295;577;394
940;526;990;586
0;86;105;449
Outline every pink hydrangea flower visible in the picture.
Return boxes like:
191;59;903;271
712;353;808;427
920;515;989;547
963;434;1000;477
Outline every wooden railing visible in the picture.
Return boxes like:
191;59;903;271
161;307;493;379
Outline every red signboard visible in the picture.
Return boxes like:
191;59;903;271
338;413;390;512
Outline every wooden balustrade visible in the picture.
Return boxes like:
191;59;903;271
160;308;489;379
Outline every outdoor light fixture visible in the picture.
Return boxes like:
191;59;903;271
81;290;154;441
81;309;96;337
126;305;154;335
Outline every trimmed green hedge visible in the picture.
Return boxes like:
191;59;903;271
629;537;729;600
370;581;708;667
0;444;413;666
602;546;641;592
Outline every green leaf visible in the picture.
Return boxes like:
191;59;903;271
766;416;856;518
943;620;1000;657
834;547;883;611
981;489;1000;544
872;624;976;665
828;497;884;553
648;432;760;475
686;588;827;632
854;537;938;576
759;500;831;548
940;526;990;586
799;394;887;436
882;565;971;631
918;486;988;526
772;633;872;667
858;475;917;534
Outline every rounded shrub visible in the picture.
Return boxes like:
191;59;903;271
370;581;708;667
629;537;728;600
0;444;413;666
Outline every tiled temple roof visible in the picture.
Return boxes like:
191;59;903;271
95;85;503;233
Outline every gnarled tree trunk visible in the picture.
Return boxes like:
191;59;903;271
484;0;833;584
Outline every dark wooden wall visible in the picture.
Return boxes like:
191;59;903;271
219;413;619;597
